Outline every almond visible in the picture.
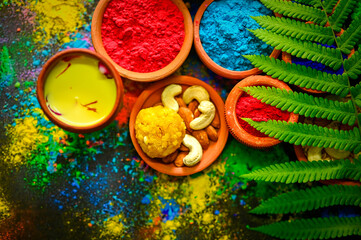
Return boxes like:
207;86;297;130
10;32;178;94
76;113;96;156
176;97;187;109
194;109;201;118
206;125;218;141
174;151;188;167
178;107;194;132
188;100;199;113
211;111;220;128
179;144;189;151
162;150;178;163
192;130;209;150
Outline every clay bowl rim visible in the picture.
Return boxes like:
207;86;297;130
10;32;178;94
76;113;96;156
129;75;229;176
91;0;193;82
294;145;361;186
225;75;299;148
36;48;124;134
193;0;281;80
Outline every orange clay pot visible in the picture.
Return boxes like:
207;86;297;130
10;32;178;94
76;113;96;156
91;0;193;82
129;75;229;176
36;49;124;133
193;0;281;79
294;145;361;186
225;75;299;148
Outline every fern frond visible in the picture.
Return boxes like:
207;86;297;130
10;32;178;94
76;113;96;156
251;217;361;239
294;0;322;8
244;55;349;96
250;29;343;69
240;159;361;183
243;120;361;152
260;0;326;25
250;185;361;214
336;17;361;54
243;86;356;125
350;83;361;107
351;1;361;20
323;0;339;14
344;47;361;79
328;0;357;32
252;16;334;45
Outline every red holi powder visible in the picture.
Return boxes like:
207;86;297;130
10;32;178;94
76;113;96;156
236;93;290;137
115;91;138;126
101;0;185;73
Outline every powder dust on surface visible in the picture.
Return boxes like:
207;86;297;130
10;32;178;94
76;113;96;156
0;0;296;239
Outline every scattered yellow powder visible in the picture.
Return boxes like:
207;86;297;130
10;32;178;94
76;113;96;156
28;0;86;44
100;214;125;238
135;106;186;158
0;192;10;222
4;117;48;167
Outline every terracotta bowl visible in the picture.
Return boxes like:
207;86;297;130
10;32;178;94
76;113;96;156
91;0;193;82
193;0;281;79
294;145;361;186
129;75;229;176
225;75;299;148
36;49;124;133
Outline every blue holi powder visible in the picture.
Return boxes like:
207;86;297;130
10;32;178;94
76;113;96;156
199;0;273;71
159;197;180;221
141;194;152;205
292;44;347;74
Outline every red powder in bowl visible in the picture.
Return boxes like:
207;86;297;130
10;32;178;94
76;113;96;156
236;93;290;137
101;0;185;73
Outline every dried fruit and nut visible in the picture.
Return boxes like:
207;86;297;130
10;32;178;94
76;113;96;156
134;84;220;167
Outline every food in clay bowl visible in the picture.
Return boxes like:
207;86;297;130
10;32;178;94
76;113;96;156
294;114;361;186
129;75;228;176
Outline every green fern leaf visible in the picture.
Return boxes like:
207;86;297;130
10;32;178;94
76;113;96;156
250;185;361;214
336;17;361;54
260;0;326;25
294;0;322;8
240;159;361;183
252;16;334;45
323;0;339;14
251;217;361;239
344;47;361;79
243;120;361;152
250;29;343;70
328;0;357;32
244;55;349;96
350;83;361;107
351;1;361;20
243;86;356;125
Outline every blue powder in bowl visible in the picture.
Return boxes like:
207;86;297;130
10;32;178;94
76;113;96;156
292;44;347;75
199;0;273;71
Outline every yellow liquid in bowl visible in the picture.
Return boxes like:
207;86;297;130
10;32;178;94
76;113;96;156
44;55;117;127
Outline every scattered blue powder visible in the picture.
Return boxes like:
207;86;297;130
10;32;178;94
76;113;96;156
199;0;273;71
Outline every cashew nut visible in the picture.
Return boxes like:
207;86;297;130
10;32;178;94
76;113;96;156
182;134;203;166
190;101;216;130
182;85;210;104
325;148;351;159
161;84;182;112
307;146;323;161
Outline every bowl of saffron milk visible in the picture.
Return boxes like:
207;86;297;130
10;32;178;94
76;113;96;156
194;0;281;79
36;49;124;133
91;0;193;82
